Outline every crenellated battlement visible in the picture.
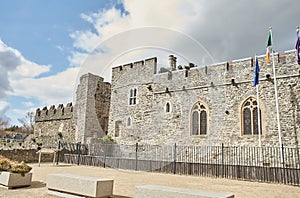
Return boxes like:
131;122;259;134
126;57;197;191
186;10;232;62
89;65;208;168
112;50;298;90
35;102;73;122
116;50;298;82
111;50;300;95
112;57;157;82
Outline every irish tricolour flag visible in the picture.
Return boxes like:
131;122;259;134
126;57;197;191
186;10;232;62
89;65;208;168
266;31;272;64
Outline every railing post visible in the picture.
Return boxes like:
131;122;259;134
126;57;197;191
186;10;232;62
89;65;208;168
135;143;138;171
281;144;285;167
222;143;224;178
56;139;61;165
76;142;81;166
281;144;287;184
104;144;107;168
173;143;177;174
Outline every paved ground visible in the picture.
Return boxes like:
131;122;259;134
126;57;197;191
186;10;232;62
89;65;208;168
0;163;300;197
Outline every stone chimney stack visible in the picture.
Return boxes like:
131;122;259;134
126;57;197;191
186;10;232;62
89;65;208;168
169;55;177;71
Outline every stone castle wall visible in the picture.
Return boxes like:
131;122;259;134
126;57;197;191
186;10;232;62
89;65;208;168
34;103;75;142
0;149;54;163
74;73;111;143
34;73;111;145
108;51;300;147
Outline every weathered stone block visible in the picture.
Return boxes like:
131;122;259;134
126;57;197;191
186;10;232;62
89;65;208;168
47;173;113;198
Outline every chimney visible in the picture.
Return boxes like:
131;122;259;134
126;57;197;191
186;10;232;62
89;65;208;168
169;55;177;71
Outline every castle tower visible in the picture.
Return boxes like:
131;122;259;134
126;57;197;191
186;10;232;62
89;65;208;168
74;73;111;144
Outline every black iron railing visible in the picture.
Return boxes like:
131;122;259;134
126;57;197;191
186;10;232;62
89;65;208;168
58;142;300;186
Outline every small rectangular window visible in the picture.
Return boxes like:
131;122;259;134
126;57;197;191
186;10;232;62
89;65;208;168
129;88;137;105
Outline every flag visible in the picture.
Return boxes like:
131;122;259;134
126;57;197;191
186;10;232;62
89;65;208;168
254;57;260;87
266;31;272;64
296;28;300;65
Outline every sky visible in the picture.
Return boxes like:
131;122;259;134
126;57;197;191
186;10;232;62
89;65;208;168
0;0;299;125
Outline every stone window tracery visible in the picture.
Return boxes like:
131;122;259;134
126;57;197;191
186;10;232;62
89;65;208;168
191;101;208;136
241;97;262;135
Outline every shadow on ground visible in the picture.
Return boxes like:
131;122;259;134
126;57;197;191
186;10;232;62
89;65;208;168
28;181;46;189
112;195;132;198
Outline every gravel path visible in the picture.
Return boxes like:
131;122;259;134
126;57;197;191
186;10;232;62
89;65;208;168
0;163;299;197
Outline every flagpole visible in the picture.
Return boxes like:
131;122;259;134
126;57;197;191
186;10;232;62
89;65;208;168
269;27;283;163
297;26;300;65
255;55;262;148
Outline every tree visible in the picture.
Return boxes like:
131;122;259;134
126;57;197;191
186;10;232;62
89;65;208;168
18;112;35;133
0;117;9;130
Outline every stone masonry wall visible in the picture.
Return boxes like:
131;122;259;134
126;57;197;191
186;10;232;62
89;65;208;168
108;51;300;148
34;103;75;142
74;73;111;144
0;149;54;163
95;80;111;135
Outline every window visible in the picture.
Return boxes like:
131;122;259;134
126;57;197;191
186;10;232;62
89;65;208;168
191;101;208;135
127;117;131;127
242;97;262;135
165;102;171;113
129;88;137;105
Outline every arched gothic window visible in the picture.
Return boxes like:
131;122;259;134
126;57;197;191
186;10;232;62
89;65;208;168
191;101;208;135
242;97;262;135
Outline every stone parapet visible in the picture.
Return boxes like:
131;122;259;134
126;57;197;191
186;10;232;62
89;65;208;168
35;103;73;122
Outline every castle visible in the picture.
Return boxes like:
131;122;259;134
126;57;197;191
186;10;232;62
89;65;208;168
34;50;300;148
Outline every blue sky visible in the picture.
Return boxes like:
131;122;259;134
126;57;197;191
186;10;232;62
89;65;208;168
0;0;108;75
0;0;299;125
0;0;113;124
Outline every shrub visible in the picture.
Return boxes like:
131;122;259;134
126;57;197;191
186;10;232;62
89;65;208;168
102;135;113;143
0;157;11;171
0;156;32;176
9;161;32;176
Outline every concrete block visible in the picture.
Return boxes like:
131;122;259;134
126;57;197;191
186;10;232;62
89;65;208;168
47;173;113;198
135;185;234;198
0;172;32;189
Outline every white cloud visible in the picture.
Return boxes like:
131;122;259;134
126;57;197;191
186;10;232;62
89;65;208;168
0;101;10;120
10;63;50;79
56;45;64;52
69;0;300;74
0;39;52;102
23;101;34;107
0;39;79;122
67;51;89;67
70;30;101;53
0;39;22;98
9;67;79;105
0;39;78;107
